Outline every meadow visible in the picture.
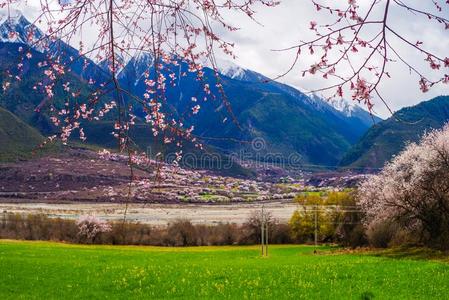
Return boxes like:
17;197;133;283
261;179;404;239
0;241;448;299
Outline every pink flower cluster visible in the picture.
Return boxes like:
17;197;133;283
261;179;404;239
359;123;449;229
76;215;112;239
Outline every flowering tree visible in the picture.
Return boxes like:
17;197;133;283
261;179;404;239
358;124;449;249
76;215;112;242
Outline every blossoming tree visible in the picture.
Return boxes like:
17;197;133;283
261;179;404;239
358;124;449;249
76;215;112;242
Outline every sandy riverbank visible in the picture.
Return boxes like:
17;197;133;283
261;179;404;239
0;201;299;225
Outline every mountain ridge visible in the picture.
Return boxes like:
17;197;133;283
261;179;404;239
341;95;449;168
0;13;381;168
0;106;44;161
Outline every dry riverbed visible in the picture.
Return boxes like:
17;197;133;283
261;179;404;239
0;200;299;225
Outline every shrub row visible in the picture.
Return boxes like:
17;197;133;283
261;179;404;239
0;208;372;247
0;213;294;246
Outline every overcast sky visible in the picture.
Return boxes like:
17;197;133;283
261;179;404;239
217;0;449;118
2;0;449;118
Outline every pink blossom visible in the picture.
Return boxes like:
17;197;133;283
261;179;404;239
76;215;111;240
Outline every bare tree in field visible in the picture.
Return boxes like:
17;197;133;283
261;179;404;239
0;0;447;149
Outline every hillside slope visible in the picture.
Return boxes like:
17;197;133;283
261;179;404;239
341;96;449;168
116;55;379;166
0;106;44;161
0;13;381;168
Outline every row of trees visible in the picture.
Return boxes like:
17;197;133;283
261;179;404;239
3;139;449;250
0;191;366;247
289;192;365;247
0;212;293;246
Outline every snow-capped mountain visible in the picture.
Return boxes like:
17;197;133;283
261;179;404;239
328;97;357;116
294;89;357;117
98;54;125;73
110;50;382;164
101;50;379;126
214;58;246;80
0;12;109;85
0;11;45;51
202;58;265;82
118;52;153;83
0;12;381;166
206;61;380;124
307;93;382;126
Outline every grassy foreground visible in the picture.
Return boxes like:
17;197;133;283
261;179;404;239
0;240;448;299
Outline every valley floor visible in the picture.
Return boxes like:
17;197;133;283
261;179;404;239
0;200;297;225
0;240;448;299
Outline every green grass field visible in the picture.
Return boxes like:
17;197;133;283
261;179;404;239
0;240;448;299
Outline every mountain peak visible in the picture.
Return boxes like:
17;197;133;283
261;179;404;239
328;98;357;116
0;11;44;50
0;9;30;27
117;51;154;83
213;58;246;80
341;95;449;168
306;92;366;117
